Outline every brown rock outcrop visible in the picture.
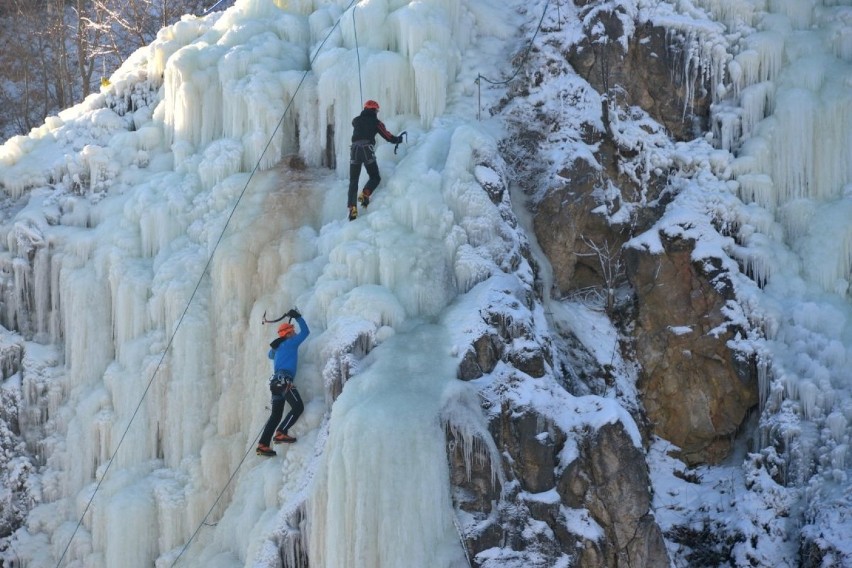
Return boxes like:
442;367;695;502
558;421;670;568
625;235;758;464
445;403;670;568
567;10;711;141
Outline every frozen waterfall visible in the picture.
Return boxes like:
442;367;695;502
2;0;852;566
0;0;515;566
699;0;852;534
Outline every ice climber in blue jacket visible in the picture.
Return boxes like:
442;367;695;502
257;309;310;457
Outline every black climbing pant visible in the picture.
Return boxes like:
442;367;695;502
348;141;381;207
260;381;304;446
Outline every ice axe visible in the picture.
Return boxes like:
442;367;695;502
262;307;299;325
394;131;407;155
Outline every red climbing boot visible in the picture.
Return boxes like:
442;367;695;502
256;444;277;457
273;432;297;444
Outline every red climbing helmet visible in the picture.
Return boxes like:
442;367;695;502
364;100;380;110
278;322;295;337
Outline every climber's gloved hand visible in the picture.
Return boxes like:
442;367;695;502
286;308;301;319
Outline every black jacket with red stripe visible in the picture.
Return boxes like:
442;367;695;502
351;109;400;144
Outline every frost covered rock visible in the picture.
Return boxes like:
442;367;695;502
625;235;758;465
446;400;669;568
0;330;35;544
457;333;502;381
567;9;711;141
0;330;24;380
557;421;669;568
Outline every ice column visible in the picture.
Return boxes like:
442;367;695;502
307;326;467;568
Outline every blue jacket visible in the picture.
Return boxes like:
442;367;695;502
268;316;310;378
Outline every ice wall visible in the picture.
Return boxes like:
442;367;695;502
699;0;852;520
307;326;467;568
153;0;471;181
0;0;511;566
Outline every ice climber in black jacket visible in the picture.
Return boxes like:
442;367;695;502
347;99;404;221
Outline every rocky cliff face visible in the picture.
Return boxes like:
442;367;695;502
438;2;762;567
504;2;758;468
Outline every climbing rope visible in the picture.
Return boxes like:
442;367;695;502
475;0;553;119
353;6;364;106
202;0;232;15
54;1;359;566
168;419;268;567
452;515;474;568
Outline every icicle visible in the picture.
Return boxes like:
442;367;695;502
744;31;785;84
791;199;852;293
732;49;760;95
163;45;209;151
146;16;213;92
826;15;852;61
730;234;774;286
59;262;114;391
771;0;816;30
782;372;799;400
799;380;820;420
307;6;339;46
818;378;837;414
376;233;455;317
454;244;494;294
727;57;744;98
307;326;468;568
771;88;817;203
136;187;188;259
777;198;815;241
711;104;741;151
813;78;852;202
695;0;759;29
440;381;503;487
198;139;243;191
412;43;452;126
736;172;776;210
388;2;455;65
290;77;323;167
339;0;389;52
12;258;33;338
108;259;151;366
739;81;774;139
830;444;847;475
50;250;62;342
61;386;111;497
92;479;159;568
757;355;771;410
152;473;190;557
328;238;380;287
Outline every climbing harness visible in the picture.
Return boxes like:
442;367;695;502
270;372;295;395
